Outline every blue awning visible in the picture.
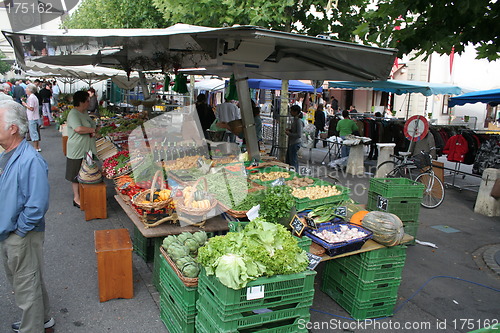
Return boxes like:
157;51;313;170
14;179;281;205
448;88;500;107
328;80;462;96
248;79;322;92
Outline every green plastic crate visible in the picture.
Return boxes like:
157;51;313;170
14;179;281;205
327;255;405;283
321;277;397;320
228;220;250;232
322;263;401;302
152;239;164;291
196;304;310;333
158;256;198;317
249;166;296;185
369;178;425;198
367;191;422;221
197;289;313;322
132;226;156;262
295;185;350;211
403;221;419;245
197;268;316;312
294;236;312;252
160;293;195;333
359;245;407;261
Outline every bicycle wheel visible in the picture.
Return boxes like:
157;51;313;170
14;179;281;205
377;161;412;178
415;172;445;208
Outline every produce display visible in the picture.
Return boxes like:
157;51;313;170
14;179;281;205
162;231;208;278
181;185;212;209
163;155;208;171
197;218;308;289
292;185;342;200
204;172;250;209
102;151;131;178
249;171;290;182
307;205;343;223
361;211;405;246
285;177;315;188
312;225;369;244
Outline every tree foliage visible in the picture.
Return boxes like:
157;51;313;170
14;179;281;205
62;0;168;29
0;51;12;75
62;0;499;61
354;0;500;61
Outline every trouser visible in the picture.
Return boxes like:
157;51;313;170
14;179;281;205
341;136;350;158
42;103;53;121
1;231;50;333
286;143;300;171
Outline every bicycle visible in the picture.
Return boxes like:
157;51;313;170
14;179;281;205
376;150;445;209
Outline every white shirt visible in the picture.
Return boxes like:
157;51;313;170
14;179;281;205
52;84;60;95
215;102;240;122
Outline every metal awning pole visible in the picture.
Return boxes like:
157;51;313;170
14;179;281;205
233;64;260;161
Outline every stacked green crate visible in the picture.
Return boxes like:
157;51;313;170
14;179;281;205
157;252;198;333
132;226;155;262
322;245;407;320
367;178;425;244
152;237;164;291
195;268;316;332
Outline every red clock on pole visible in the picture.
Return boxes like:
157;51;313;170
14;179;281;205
404;115;429;142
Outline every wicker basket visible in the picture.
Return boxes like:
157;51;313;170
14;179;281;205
131;170;172;211
174;177;218;216
160;247;198;287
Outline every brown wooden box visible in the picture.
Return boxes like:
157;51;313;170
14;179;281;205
79;182;107;220
94;229;133;302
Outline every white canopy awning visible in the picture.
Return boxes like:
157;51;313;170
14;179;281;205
3;23;397;81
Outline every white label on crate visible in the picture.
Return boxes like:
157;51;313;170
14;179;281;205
246;285;265;300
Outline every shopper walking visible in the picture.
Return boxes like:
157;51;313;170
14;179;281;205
336;110;359;158
12;81;26;104
215;99;240;143
65;91;97;208
87;88;98;116
0;100;54;333
0;83;13;101
39;83;53;123
285;105;303;171
51;80;60;105
22;84;41;152
195;93;215;139
313;104;326;148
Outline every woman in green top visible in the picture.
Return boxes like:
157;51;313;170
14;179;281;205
336;110;358;158
65;91;98;208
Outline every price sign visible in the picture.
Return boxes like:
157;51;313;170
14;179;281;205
304;216;317;229
306;253;322;270
290;215;306;236
334;206;347;217
377;195;388;211
299;166;312;176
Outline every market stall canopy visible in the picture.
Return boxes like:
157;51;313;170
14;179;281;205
194;78;225;91
2;23;397;81
448;88;500;107
247;79;322;92
328;80;462;96
23;61;140;89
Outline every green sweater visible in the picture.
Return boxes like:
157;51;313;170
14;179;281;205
336;118;358;136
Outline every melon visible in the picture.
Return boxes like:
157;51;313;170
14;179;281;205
362;211;404;246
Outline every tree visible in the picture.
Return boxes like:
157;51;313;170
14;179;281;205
0;51;12;75
354;0;500;61
62;0;169;29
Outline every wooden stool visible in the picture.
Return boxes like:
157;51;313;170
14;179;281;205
94;229;133;302
79;182;107;220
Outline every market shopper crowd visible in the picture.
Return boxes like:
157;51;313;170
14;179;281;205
0;100;54;333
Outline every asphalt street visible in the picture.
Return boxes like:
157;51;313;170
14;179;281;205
0;126;498;333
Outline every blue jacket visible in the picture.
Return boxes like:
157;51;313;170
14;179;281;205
0;139;49;241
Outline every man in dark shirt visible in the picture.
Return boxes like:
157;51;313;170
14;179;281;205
12;81;26;104
39;83;53;124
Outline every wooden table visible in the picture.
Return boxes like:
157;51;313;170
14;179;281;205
313;234;414;261
115;194;229;238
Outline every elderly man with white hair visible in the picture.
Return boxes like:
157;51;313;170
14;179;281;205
0;83;13;101
0;100;53;333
